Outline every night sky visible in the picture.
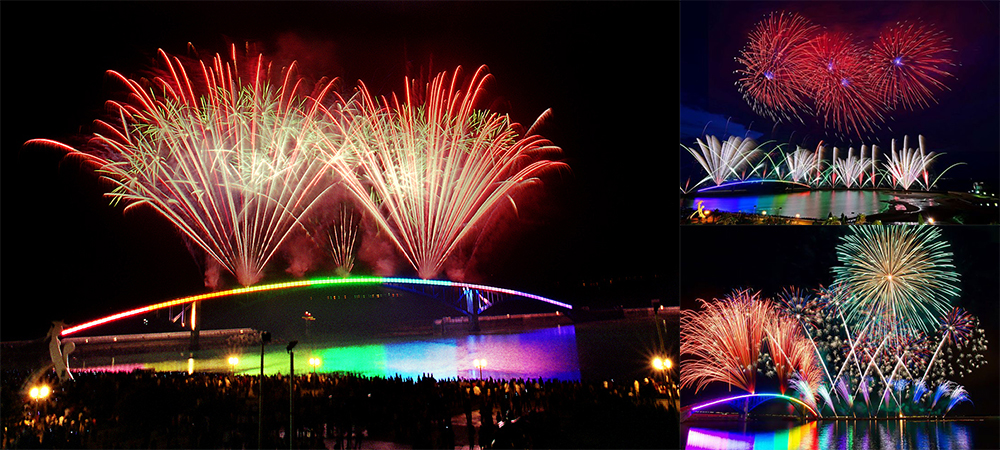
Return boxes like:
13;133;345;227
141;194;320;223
679;1;1000;188
679;225;1000;416
1;2;670;341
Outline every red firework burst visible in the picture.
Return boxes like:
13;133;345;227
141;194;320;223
871;21;955;110
803;31;887;139
735;11;819;123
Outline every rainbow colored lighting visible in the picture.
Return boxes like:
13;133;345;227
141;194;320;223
696;179;812;193
689;393;820;418
60;277;572;337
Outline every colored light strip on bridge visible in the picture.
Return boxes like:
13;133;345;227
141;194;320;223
61;276;571;337
696;179;811;193
689;393;819;418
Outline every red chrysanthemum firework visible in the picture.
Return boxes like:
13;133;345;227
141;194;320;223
735;12;819;124
803;31;887;139
871;21;955;110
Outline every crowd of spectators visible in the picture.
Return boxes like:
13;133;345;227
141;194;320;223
2;368;675;449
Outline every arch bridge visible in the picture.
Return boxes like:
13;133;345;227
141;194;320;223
681;393;819;422
60;276;573;338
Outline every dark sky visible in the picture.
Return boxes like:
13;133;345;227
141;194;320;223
679;1;1000;186
1;2;670;341
679;225;1000;416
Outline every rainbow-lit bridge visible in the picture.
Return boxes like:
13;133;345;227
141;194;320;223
61;276;573;337
681;393;820;422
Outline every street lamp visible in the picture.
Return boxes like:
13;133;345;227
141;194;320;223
228;356;240;372
287;340;298;450
29;385;50;400
473;358;487;379
259;331;270;450
309;357;321;373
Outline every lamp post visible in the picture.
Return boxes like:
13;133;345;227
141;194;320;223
473;358;487;379
309;357;321;374
259;331;270;450
228;356;240;373
287;340;298;450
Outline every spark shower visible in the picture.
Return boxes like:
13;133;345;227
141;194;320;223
26;45;567;286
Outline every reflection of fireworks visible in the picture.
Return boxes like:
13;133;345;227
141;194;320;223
735;11;818;123
832;225;960;347
32;47;346;286
871;21;954;110
331;65;566;279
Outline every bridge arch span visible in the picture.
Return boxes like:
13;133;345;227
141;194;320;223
61;276;572;337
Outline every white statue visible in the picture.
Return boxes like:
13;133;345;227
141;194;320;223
46;321;75;382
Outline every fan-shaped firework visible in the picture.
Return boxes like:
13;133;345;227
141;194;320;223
327;205;359;277
329;65;566;279
871;21;955;110
804;31;887;139
682;135;764;187
30;46;348;286
781;146;818;184
831;146;872;188
832;226;960;348
884;135;942;190
681;290;776;394
735;11;819;123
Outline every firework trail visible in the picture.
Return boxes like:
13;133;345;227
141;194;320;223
29;46;348;286
329;65;566;279
832;225;960;349
871;21;955;110
944;384;971;416
682;135;764;187
327;205;358;277
735;11;819;124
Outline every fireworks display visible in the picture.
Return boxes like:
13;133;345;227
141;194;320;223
832;225;960;346
328;65;567;279
871;21;955;111
29;47;348;286
26;49;565;286
734;12;955;139
681;135;764;187
735;11;818;124
681;227;990;419
681;133;960;193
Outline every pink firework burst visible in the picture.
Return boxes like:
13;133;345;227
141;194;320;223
871;21;955;111
735;11;820;124
803;31;887;139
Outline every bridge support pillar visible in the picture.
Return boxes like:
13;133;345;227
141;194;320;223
466;289;480;332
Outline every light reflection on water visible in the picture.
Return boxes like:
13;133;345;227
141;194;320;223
79;325;582;381
684;191;905;219
683;419;992;450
